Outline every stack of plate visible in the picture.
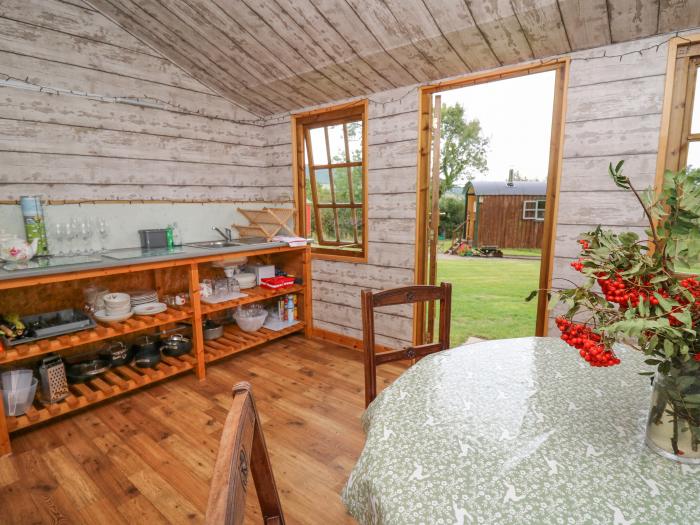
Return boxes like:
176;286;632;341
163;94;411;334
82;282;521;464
127;289;167;316
128;290;158;306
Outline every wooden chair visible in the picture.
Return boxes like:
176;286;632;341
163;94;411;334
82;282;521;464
361;282;452;407
206;382;285;525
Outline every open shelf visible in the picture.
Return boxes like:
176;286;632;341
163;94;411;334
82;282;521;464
203;323;305;363
0;307;192;365
200;284;304;315
6;352;196;433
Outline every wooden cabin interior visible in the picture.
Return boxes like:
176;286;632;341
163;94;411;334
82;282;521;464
2;1;700;523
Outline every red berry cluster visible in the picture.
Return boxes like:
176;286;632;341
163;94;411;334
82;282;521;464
694;353;700;362
555;317;620;367
578;239;590;250
596;273;668;308
570;259;584;271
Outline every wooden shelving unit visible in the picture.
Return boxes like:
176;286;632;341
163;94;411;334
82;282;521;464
203;323;305;363
0;245;311;455
200;284;304;315
6;352;196;432
0;307;191;364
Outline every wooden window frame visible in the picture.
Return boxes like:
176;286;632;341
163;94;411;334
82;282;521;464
292;100;368;263
658;35;700;176
522;200;546;221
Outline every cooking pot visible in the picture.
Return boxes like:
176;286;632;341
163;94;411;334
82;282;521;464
203;320;223;340
131;335;161;368
159;334;192;357
66;359;110;384
98;341;132;366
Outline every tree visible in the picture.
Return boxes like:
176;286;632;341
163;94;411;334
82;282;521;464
439;194;465;239
439;103;489;195
509;169;540;182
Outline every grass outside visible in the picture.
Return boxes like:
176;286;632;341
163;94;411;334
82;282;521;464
437;257;541;345
437;239;540;257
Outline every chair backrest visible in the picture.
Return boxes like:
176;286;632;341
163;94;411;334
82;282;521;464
361;282;452;407
206;382;285;525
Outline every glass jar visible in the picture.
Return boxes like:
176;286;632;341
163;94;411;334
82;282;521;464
645;365;700;464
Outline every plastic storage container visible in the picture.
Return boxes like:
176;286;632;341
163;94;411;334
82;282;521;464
1;377;38;416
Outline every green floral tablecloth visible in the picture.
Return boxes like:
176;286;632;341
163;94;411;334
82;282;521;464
342;337;700;524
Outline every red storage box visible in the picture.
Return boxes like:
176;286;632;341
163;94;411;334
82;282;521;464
260;276;296;289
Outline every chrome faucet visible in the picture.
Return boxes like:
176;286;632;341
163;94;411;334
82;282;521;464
212;226;233;241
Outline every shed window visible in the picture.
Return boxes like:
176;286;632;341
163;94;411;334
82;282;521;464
293;102;367;260
523;200;546;221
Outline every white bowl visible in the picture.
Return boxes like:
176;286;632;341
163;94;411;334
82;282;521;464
104;292;130;307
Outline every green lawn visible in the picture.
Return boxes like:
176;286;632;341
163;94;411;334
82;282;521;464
437;239;540;258
437;257;541;345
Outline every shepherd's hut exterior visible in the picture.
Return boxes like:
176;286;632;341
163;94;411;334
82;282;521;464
464;180;547;250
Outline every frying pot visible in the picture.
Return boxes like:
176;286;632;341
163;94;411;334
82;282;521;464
131;335;161;368
98;341;132;366
203;320;223;340
66;359;110;384
159;334;192;357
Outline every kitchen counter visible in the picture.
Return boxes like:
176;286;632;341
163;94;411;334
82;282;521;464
0;240;291;285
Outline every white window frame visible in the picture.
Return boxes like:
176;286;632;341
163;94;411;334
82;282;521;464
523;200;546;221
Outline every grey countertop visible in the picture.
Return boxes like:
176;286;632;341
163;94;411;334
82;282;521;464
0;241;290;282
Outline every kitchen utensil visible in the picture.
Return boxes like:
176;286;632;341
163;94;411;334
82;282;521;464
66;359;110;384
83;285;109;313
93;309;133;323
233;305;267;332
127;290;159;306
38;355;69;404
2;309;97;349
203;320;223;340
98;341;133;366
132;335;161;368
159;334;192;357
132;302;167;316
1;377;38;416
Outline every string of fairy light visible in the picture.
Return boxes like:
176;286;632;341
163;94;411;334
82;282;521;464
0;33;692;123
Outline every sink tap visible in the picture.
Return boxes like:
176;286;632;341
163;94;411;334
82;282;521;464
212;226;233;241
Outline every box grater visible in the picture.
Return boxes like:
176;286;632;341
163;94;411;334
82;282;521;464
38;355;69;404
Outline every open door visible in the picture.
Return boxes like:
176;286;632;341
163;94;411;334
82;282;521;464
414;60;568;347
414;96;442;344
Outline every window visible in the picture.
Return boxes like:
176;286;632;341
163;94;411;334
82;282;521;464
293;101;367;260
662;40;700;172
523;200;546;221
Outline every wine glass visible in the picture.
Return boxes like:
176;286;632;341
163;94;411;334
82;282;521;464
52;222;65;256
97;218;109;253
70;216;81;255
80;218;93;254
63;221;74;256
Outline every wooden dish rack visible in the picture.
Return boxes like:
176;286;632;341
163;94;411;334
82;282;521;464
233;207;295;240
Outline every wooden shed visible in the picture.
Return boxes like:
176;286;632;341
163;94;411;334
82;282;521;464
464;180;547;249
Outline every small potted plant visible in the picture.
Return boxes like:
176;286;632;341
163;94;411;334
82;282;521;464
546;161;700;463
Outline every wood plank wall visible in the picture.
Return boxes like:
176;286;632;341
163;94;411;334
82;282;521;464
267;88;420;348
0;0;291;204
476;194;544;249
548;34;676;332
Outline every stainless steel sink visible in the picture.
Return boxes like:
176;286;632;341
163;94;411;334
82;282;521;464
186;240;242;249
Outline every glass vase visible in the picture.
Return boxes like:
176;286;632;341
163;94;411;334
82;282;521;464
645;365;700;464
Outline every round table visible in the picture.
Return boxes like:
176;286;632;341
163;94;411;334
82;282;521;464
342;337;700;524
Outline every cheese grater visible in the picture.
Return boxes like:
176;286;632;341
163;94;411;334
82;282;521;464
38;355;69;404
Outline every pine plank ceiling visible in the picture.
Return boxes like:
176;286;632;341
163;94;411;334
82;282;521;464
86;0;700;116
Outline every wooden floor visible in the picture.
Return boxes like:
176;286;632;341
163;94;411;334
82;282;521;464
0;336;407;524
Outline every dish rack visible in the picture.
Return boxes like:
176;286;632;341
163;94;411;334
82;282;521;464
233;208;295;240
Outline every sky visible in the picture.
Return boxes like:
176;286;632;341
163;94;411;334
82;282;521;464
436;70;556;183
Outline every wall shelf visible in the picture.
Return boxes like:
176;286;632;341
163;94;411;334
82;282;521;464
200;284;304;315
6;352;196;433
0;307;192;365
203;323;305;363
